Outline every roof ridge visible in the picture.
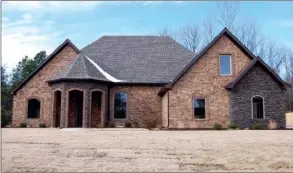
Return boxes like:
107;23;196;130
170;28;256;86
101;35;169;37
79;54;91;78
158;27;258;96
84;55;124;83
81;35;173;51
64;54;83;78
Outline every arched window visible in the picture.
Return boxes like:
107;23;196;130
114;92;127;119
27;99;40;118
252;96;264;119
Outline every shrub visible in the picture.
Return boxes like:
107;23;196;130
1;114;9;128
213;123;222;130
39;123;46;128
228;123;239;130
125;121;131;128
1;109;11;128
147;120;157;129
20;122;27;128
268;120;278;130
251;124;265;130
132;121;139;128
106;122;115;128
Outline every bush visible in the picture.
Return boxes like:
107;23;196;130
132;121;139;128
1;109;11;128
213;123;222;130
268;120;278;130
106;122;115;128
1;113;9;128
228;123;239;130
125;121;131;128
39;123;46;128
147;120;157;129
20;122;27;128
251;124;265;130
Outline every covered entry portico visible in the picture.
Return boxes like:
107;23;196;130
51;81;108;128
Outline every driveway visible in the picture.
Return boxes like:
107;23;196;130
2;128;293;172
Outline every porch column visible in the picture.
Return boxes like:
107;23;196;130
100;90;107;128
83;89;90;128
60;89;67;128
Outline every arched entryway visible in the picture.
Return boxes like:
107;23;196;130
68;90;84;127
90;90;104;127
53;90;61;127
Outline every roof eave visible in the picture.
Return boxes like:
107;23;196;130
167;28;257;89
225;57;288;90
47;78;111;84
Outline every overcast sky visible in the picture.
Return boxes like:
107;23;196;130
2;1;293;73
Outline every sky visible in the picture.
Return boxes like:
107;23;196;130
2;1;293;73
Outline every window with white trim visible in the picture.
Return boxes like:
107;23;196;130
220;55;232;76
252;96;264;119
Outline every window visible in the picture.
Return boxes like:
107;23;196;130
220;55;232;76
114;92;127;119
193;98;206;119
27;99;40;118
252;96;264;119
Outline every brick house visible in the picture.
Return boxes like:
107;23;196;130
12;28;289;128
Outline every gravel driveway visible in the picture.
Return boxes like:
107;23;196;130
2;128;293;172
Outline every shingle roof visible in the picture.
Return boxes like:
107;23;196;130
79;36;195;83
48;54;110;83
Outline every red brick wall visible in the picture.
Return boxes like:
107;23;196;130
91;91;102;128
168;35;252;128
12;45;78;127
110;86;162;127
52;90;61;127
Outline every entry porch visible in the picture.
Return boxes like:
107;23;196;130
51;81;108;128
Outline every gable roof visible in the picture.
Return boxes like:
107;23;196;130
80;36;195;84
12;39;80;95
225;56;289;90
170;28;256;87
158;28;257;96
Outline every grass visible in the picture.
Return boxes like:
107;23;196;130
2;128;293;172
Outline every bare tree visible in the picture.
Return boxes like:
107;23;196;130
159;28;169;37
179;24;202;53
284;48;293;83
216;1;239;32
202;17;215;46
284;48;293;112
235;19;266;57
263;40;286;74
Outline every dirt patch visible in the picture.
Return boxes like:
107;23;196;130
2;129;293;172
179;163;229;171
269;161;293;169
